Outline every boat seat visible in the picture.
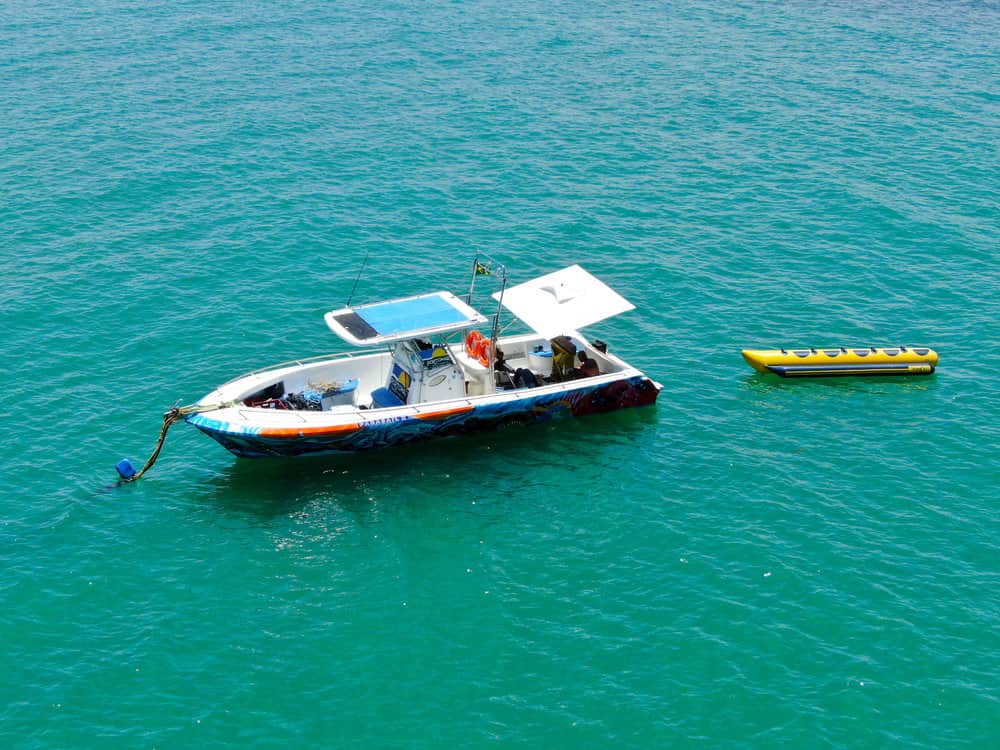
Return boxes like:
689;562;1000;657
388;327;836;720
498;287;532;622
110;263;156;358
458;351;488;373
370;387;404;409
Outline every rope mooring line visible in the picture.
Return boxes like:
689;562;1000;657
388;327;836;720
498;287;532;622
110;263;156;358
116;401;236;482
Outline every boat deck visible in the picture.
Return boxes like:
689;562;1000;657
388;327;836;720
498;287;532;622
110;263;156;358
205;332;628;413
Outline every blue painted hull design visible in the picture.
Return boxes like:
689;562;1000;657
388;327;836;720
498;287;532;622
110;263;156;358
188;375;660;458
767;363;935;377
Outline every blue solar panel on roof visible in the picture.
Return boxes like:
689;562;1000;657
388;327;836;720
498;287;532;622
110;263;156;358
357;295;472;336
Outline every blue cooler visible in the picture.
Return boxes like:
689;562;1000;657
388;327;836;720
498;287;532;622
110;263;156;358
320;379;358;409
527;346;553;376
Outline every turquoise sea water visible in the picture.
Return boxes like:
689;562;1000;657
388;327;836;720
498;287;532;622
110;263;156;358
3;1;998;747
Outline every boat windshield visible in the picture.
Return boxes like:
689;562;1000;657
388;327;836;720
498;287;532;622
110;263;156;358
325;291;488;346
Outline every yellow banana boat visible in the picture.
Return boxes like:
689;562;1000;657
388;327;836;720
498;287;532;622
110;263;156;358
742;346;938;377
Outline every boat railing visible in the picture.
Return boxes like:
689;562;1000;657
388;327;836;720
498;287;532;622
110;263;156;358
214;348;386;390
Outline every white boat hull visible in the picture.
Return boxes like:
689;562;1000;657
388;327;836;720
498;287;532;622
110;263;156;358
186;334;661;458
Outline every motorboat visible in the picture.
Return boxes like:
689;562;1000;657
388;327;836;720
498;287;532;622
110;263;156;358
185;260;662;457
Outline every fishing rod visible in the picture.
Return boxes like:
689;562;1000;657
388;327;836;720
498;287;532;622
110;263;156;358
346;249;370;307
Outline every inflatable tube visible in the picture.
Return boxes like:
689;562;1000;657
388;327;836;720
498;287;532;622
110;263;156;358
741;346;938;378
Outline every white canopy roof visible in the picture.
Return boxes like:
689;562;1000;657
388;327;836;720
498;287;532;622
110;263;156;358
492;265;635;339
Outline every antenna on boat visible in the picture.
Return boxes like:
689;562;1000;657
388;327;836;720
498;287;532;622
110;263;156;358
488;265;508;366
466;254;505;375
346;250;370;307
466;255;481;304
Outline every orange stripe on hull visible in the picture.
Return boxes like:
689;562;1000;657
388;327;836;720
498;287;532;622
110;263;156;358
414;405;474;420
257;423;362;438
